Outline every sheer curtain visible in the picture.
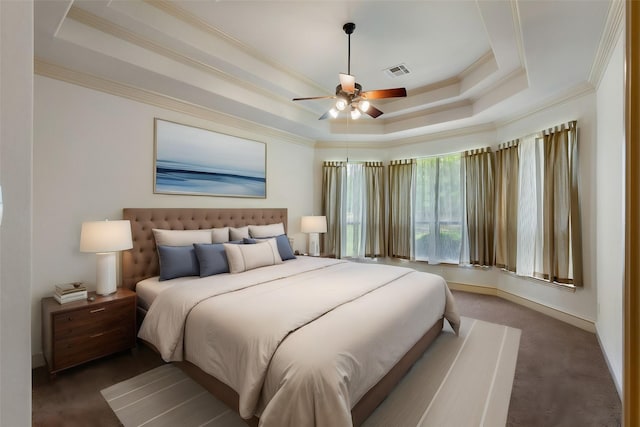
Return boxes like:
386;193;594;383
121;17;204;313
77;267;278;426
342;163;366;258
388;159;416;259
494;141;519;271
322;161;346;258
364;162;385;257
513;121;582;286
414;154;463;264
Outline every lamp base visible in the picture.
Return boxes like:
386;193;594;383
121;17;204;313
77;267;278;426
308;232;320;257
96;252;117;295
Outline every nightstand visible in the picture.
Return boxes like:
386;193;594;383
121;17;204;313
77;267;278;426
41;288;136;375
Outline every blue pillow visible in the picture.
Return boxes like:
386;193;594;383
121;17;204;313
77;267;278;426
193;243;230;277
243;235;296;261
157;245;200;281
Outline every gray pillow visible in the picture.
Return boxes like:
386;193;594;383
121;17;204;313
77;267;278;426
157;245;199;281
243;234;296;261
193;243;229;277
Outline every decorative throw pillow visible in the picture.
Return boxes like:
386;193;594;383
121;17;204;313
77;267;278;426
152;228;213;247
243;235;296;261
157;245;200;281
193;243;229;277
224;239;283;273
229;226;250;241
211;227;230;243
248;223;286;238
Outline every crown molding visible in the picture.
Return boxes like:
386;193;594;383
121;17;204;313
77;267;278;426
34;58;315;148
588;0;624;88
496;81;595;129
143;0;326;94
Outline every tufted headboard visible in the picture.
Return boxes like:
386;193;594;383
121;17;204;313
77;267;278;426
121;208;288;290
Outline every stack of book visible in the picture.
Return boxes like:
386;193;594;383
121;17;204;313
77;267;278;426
54;282;88;304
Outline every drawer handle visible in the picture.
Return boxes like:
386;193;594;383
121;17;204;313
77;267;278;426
90;332;105;338
90;308;105;314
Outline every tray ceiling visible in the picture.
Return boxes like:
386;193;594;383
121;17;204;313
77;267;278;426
34;0;615;145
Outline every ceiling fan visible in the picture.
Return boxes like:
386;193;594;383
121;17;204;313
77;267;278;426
292;22;407;120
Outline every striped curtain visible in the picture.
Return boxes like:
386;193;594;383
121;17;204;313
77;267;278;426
322;161;346;258
364;162;385;257
388;159;416;259
463;148;495;266
494;141;519;271
540;121;582;286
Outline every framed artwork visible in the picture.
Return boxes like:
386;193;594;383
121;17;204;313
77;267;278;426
154;119;266;198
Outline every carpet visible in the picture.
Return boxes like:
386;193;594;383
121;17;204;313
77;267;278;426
101;317;520;427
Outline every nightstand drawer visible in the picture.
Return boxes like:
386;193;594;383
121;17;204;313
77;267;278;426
53;300;133;339
53;326;133;369
42;289;137;375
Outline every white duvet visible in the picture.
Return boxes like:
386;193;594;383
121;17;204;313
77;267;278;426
138;257;460;427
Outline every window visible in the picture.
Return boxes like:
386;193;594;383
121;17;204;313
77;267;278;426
414;154;463;264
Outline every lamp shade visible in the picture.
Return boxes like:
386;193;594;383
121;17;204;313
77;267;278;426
80;220;133;253
300;216;327;234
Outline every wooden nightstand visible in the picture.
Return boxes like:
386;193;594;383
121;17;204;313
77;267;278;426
41;288;136;375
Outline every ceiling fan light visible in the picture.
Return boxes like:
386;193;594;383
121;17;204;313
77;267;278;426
329;108;339;118
336;98;348;111
359;100;370;112
350;108;361;120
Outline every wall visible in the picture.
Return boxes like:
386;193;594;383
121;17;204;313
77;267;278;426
32;76;316;363
595;29;625;394
316;92;599;326
1;0;33;425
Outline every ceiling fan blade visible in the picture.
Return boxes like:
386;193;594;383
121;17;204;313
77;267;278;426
292;96;336;101
361;88;407;100
365;105;384;118
339;73;356;93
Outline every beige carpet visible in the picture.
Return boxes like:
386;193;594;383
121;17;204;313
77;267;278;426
101;317;520;427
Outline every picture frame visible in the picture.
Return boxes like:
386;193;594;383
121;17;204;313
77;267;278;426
154;119;266;198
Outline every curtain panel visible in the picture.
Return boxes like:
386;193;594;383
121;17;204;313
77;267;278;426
494;141;519;271
540;121;583;286
364;162;385;257
388;159;416;259
463;148;495;266
322;161;346;258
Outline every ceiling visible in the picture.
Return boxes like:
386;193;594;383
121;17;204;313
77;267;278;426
34;0;615;146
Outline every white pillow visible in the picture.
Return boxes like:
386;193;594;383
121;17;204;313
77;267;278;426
152;229;212;246
224;239;283;273
229;226;250;241
212;227;230;243
249;223;285;238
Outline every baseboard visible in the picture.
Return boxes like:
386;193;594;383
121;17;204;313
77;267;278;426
595;326;623;399
447;282;498;296
448;281;596;333
32;352;45;369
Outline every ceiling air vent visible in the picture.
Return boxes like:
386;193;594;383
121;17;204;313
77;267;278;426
384;63;410;78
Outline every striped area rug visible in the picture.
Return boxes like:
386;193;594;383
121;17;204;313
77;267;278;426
101;317;520;427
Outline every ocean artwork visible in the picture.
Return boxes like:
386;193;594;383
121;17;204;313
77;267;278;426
154;119;266;198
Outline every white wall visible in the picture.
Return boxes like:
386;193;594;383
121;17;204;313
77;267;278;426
316;92;599;325
595;30;625;394
1;0;33;425
32;76;316;362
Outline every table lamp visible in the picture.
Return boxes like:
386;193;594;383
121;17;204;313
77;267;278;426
80;220;133;295
301;216;327;257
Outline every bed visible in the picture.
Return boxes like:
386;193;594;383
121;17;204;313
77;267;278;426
122;208;460;427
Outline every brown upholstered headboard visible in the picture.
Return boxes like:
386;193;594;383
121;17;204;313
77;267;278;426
121;208;288;290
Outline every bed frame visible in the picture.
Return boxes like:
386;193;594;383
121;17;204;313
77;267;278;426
121;207;443;427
